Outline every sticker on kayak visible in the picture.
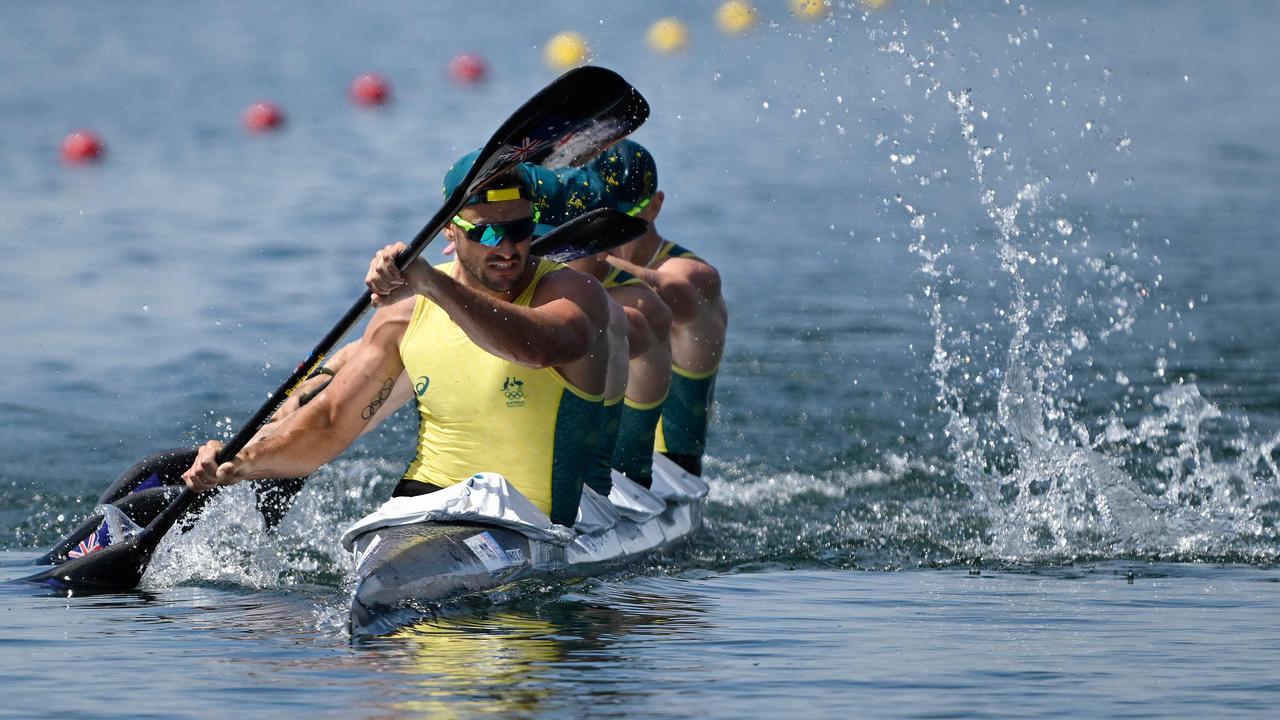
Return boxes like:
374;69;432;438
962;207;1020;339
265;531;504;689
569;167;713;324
575;533;610;556
463;532;511;573
355;533;382;569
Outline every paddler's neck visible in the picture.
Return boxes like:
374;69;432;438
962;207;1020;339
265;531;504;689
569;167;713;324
614;228;664;268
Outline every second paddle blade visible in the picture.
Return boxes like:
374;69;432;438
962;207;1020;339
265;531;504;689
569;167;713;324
530;209;649;263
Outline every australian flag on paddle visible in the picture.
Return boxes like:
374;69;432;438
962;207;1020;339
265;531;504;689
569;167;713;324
67;522;111;559
67;471;164;558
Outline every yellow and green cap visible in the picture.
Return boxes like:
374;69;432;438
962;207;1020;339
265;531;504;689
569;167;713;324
441;149;536;206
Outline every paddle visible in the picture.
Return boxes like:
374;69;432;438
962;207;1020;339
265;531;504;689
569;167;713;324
22;66;641;595
530;208;649;262
528;85;650;168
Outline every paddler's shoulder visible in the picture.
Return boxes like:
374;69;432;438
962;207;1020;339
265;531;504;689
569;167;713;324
531;259;611;321
652;241;720;285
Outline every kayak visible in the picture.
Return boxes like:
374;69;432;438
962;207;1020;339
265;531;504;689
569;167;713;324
21;450;707;637
344;453;709;636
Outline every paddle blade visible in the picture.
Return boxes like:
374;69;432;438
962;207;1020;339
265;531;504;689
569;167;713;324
530;209;649;262
463;66;634;201
530;86;651;168
19;529;159;594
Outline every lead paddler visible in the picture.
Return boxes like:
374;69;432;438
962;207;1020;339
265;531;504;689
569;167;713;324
181;157;615;526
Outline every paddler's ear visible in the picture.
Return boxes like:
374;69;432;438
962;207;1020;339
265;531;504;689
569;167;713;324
643;190;665;221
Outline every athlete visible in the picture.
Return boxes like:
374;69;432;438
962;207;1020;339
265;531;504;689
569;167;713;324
590;140;728;477
182;154;614;526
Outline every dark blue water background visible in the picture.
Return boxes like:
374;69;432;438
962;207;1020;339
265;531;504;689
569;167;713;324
2;1;1278;717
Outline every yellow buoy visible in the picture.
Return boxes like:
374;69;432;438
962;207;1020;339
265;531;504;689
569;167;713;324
789;0;830;21
544;31;591;71
646;17;690;54
716;1;756;35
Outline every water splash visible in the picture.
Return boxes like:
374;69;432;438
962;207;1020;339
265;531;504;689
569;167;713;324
143;456;401;590
856;3;1280;565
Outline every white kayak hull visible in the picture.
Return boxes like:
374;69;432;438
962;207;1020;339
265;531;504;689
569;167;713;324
346;459;707;636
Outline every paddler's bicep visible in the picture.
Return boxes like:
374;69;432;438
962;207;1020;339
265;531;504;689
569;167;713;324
525;269;610;366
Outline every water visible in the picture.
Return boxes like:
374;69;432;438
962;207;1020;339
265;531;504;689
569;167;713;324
3;1;1279;716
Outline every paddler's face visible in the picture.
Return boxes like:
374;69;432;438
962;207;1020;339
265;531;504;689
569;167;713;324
445;200;537;294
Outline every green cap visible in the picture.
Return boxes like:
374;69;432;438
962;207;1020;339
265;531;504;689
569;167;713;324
443;150;622;236
441;149;535;205
586;139;658;212
522;164;619;235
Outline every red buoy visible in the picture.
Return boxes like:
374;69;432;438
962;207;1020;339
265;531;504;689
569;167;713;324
448;53;488;84
351;73;392;106
61;130;104;164
243;102;285;133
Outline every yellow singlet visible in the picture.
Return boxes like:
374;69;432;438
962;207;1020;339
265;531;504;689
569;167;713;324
398;259;603;525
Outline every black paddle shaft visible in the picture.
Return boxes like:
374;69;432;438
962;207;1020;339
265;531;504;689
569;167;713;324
21;66;641;594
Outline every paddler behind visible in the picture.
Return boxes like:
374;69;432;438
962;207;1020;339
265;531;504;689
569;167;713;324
591;141;728;477
181;154;614;526
528;158;674;490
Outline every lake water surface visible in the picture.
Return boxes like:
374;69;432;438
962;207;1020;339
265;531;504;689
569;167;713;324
2;1;1278;717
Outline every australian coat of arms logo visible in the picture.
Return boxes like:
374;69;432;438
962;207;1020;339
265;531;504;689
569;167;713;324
502;376;526;407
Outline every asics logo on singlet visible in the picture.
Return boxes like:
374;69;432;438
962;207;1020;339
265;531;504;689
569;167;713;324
414;376;430;397
502;376;526;407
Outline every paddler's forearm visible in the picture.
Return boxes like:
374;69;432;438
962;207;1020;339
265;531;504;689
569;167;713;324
238;376;391;479
238;407;350;480
420;269;592;367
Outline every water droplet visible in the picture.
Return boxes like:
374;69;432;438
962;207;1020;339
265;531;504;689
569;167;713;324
1116;136;1132;150
1071;329;1089;350
1055;218;1074;236
1087;169;1097;185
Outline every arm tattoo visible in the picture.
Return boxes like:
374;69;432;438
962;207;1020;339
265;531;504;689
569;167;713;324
361;377;396;421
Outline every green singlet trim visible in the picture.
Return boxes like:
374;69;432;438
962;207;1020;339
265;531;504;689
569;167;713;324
613;396;666;486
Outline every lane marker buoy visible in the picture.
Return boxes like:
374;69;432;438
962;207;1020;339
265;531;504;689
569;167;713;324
790;0;830;21
61;131;104;164
449;54;489;84
351;74;392;106
545;31;591;70
716;1;757;35
647;18;690;54
243;102;285;132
